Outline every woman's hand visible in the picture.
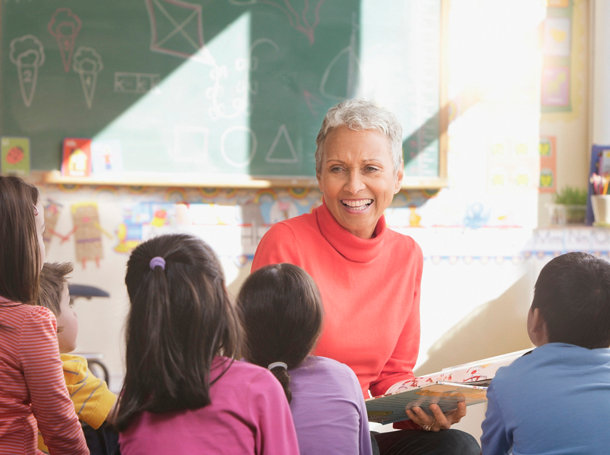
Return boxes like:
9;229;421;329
405;402;467;432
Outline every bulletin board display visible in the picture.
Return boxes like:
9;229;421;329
0;0;447;187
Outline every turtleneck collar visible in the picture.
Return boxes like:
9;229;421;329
315;200;387;263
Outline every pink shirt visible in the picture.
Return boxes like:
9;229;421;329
252;202;423;398
0;301;89;455
119;358;299;455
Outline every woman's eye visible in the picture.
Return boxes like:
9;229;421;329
365;166;379;172
329;166;344;173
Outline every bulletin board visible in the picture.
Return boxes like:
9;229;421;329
0;0;447;187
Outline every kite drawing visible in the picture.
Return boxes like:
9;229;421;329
146;0;214;64
48;8;82;73
9;35;45;107
72;47;103;108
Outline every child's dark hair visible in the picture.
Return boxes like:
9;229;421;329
114;234;241;430
532;252;610;349
38;262;73;317
0;176;41;304
236;263;323;402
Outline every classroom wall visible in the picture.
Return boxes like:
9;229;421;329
21;0;602;442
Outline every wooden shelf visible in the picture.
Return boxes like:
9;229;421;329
29;171;448;190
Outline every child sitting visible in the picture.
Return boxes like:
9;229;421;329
237;263;372;455
114;234;299;454
37;262;118;455
0;176;88;454
481;252;610;454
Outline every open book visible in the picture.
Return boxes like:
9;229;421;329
366;348;531;425
366;381;487;425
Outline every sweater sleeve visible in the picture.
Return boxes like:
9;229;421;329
369;241;423;398
252;222;302;271
62;354;117;429
21;307;89;455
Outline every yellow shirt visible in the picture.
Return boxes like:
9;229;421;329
39;353;116;453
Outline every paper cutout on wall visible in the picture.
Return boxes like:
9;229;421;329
0;136;30;175
42;199;67;251
539;136;557;193
70;202;104;268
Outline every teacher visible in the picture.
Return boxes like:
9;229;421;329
251;99;480;454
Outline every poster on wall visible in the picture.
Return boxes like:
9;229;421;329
541;0;572;112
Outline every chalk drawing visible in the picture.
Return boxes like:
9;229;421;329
146;0;214;64
73;47;103;108
266;125;298;163
9;35;44;107
48;8;81;72
221;126;257;167
114;72;161;94
320;15;359;100
231;0;326;44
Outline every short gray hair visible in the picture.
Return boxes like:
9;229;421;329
315;99;403;176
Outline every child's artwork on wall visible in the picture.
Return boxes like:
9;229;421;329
539;136;557;193
62;137;92;177
0;136;30;175
43;199;66;251
69;202;105;268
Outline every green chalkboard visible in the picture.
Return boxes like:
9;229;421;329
0;0;446;186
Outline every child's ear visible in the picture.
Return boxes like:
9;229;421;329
527;307;549;347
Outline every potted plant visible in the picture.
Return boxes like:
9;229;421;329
549;186;588;225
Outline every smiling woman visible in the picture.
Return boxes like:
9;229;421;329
251;99;480;455
317;126;402;239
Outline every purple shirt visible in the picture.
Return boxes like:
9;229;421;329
119;357;299;454
290;356;373;455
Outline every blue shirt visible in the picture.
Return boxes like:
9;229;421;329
481;343;610;455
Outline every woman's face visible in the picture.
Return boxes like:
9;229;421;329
317;126;403;239
34;200;46;270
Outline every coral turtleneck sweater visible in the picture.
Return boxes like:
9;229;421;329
252;201;423;398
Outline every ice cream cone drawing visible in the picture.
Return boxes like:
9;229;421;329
72;47;103;108
48;8;82;73
9;35;45;107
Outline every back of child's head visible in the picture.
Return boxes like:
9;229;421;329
38;262;73;317
116;233;240;430
532;252;610;349
236;263;323;402
0;175;42;304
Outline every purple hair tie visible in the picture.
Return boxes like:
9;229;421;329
149;256;166;271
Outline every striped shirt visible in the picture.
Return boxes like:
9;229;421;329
39;354;117;453
0;301;89;454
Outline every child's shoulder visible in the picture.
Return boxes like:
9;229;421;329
214;357;276;380
213;357;286;394
294;355;358;381
2;302;54;322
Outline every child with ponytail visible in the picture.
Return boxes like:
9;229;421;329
237;263;372;455
115;234;298;454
